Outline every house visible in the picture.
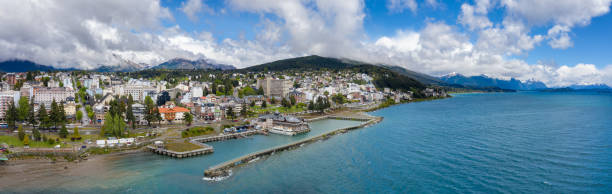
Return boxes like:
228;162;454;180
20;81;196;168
158;102;190;123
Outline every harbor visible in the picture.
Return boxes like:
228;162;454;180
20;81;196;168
204;115;383;178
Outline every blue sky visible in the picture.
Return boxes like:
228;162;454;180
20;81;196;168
161;0;612;69
0;0;611;86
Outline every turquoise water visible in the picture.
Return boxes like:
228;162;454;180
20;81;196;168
6;92;612;193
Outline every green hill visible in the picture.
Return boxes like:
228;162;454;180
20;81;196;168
244;55;426;91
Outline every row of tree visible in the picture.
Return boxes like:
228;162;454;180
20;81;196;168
5;97;67;130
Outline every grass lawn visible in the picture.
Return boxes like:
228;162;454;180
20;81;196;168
164;140;203;152
251;105;306;114
0;135;64;148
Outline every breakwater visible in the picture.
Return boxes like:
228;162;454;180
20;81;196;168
305;115;372;122
204;116;383;178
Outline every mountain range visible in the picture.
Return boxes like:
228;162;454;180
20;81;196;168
440;73;548;91
153;58;235;70
0;58;235;72
1;56;610;91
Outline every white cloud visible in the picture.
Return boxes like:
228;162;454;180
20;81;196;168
501;0;611;49
0;0;611;87
375;30;420;53
387;0;418;13
180;0;214;22
547;25;573;49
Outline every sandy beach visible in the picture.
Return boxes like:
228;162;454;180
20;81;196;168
0;150;141;190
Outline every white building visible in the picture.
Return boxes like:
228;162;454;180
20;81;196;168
33;87;74;106
191;87;203;98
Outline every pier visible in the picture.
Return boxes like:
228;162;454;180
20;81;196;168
146;141;214;158
148;130;265;158
204;116;383;178
191;130;265;143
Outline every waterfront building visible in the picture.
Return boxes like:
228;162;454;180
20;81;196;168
158;102;189;123
257;113;310;135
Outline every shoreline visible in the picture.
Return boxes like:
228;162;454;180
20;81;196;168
0;97;446;184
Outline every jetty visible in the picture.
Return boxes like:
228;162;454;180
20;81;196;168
204;116;383;178
146;141;213;158
147;130;265;158
191;130;265;143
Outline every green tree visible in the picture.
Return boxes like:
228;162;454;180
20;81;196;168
17;125;25;141
76;110;83;122
290;95;297;106
17;96;29;121
308;100;314;110
262;100;267;108
37;104;49;130
73;127;80;138
27;97;37;128
50;100;59;129
126;103;136;129
184;112;193;126
281;98;290;108
59;125;68;138
270;98;276;104
23;135;30;145
226;106;234;120
33;128;41;141
101;112;113;136
144;96;156;126
250;100;256;107
6;101;18;129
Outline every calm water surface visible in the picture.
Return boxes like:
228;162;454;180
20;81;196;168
7;92;612;193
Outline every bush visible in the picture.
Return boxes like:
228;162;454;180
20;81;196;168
47;138;55;145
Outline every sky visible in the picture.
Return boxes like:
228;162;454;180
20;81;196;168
0;0;611;87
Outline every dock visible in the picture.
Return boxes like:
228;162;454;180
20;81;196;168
147;130;265;158
146;141;214;158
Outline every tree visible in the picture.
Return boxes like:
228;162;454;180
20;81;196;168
76;110;83;122
59;125;69;138
58;102;66;125
50;100;59;129
17;125;25;141
145;96;156;126
257;87;264;95
126;103;136;129
23;135;30;146
37;104;49;130
270;97;276;104
101;112;113;136
226;106;234;119
281;98;290;108
308;100;315;110
290;95;297;106
184;112;193;126
262;100;267;108
73;127;80;138
17;96;29;121
250;100;256;107
6;101;18;129
27;97;37;128
240;105;248;117
33;128;41;141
